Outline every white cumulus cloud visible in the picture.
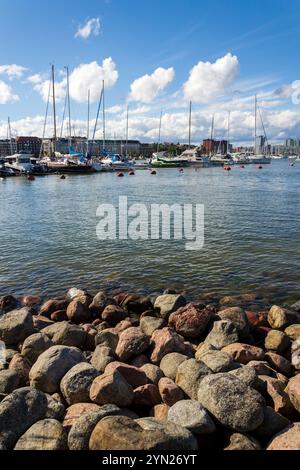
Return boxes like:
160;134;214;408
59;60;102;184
0;64;27;80
183;53;239;103
69;58;119;103
129;67;175;103
30;59;118;104
0;80;19;104
75;17;100;39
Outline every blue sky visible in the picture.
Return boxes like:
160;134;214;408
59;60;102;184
0;0;300;144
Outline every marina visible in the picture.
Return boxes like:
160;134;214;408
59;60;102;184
1;159;299;303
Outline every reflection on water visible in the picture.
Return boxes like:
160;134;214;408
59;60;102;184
0;161;300;304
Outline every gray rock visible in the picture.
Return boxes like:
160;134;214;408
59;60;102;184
21;332;53;364
90;345;114;372
0;370;20;394
68;404;123;450
175;358;212;399
136;417;198;450
95;329;119;351
199;350;234;373
140;316;165;336
168;399;215;434
224;433;261;450
29;345;85;394
290;300;300;312
0;307;34;344
45;393;65;420
254;406;291;442
159;352;188;380
205;320;239;349
217;307;249;337
0;387;49;449
14;419;67;450
60;362;100;405
141;364;164;385
198;373;265;432
154;294;186;320
229;366;258;388
89;414;198;450
42;322;87;349
90;370;134;407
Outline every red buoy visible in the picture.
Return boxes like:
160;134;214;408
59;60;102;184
150;170;157;175
27;174;35;181
224;166;231;171
117;172;124;177
128;170;135;175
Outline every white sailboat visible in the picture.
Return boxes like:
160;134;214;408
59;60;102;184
176;102;210;167
248;95;271;164
210;112;233;165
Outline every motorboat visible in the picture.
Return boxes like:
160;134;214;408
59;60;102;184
231;153;251;164
0;157;15;177
5;152;34;173
150;151;188;168
175;148;210;167
209;154;234;166
247;154;271;164
101;153;135;171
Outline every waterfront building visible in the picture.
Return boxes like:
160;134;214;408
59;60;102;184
16;136;41;156
0;136;41;156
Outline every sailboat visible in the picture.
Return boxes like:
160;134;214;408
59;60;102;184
176;102;210;167
41;66;94;173
248;95;271;164
100;104;135;171
210;113;233;166
4;117;34;174
150;111;188;168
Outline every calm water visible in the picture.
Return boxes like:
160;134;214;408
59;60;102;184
1;160;300;304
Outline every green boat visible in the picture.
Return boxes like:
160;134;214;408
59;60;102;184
150;152;188;168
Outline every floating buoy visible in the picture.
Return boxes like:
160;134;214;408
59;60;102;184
257;165;263;170
117;172;124;177
224;166;231;171
150;170;157;175
27;174;35;181
60;175;66;180
128;170;135;175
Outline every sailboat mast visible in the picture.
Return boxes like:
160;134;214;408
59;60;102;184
188;101;192;148
86;89;90;157
65;66;72;152
254;94;257;156
227;111;230;154
8;117;13;155
125;105;129;158
210;115;214;156
157;111;162;153
102;80;106;151
51;65;57;155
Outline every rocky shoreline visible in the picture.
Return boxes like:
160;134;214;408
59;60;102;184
0;287;300;450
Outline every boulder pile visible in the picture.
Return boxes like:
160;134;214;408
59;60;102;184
0;290;300;450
